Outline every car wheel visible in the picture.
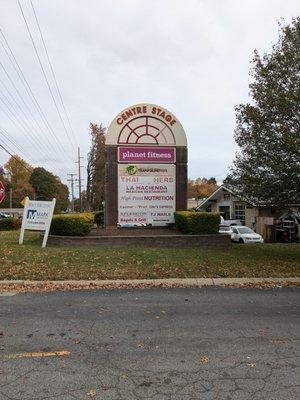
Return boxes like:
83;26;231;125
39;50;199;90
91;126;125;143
239;238;244;244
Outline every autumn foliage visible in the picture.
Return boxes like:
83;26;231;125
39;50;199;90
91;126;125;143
187;177;218;200
86;123;106;211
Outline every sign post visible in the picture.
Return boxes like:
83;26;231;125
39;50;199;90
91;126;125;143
19;197;56;248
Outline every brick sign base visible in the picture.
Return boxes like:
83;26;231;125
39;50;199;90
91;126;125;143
46;233;231;250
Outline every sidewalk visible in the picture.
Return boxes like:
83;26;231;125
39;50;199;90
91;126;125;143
0;277;299;294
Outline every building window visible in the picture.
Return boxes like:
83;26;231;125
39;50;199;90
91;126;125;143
235;204;245;224
224;193;230;200
219;206;230;220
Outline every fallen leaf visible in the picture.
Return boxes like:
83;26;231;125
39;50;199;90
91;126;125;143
87;389;96;397
199;356;209;364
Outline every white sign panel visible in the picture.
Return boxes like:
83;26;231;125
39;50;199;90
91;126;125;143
19;197;56;248
118;164;175;226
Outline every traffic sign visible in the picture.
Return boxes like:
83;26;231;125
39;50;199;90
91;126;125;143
0;181;5;204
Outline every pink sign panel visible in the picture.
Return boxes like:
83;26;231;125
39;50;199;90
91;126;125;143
118;147;176;163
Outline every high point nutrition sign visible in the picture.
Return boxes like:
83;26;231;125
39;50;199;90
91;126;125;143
105;103;187;226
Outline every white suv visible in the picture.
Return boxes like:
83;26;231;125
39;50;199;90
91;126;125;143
231;226;264;244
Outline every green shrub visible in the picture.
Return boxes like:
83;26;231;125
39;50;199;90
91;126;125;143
174;211;220;234
0;217;21;231
94;210;104;228
50;213;94;236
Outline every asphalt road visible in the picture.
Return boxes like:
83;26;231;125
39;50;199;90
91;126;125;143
0;287;299;400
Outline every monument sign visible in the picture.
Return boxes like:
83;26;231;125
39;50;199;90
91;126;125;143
105;103;187;227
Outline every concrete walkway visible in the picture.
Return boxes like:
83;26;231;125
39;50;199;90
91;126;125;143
0;277;299;294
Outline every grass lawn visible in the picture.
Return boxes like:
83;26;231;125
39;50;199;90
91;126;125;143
0;230;299;280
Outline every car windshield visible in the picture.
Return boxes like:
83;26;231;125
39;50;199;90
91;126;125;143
238;227;254;234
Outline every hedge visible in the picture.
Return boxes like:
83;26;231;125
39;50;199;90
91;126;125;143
50;213;94;236
94;210;104;228
0;217;21;231
174;211;220;234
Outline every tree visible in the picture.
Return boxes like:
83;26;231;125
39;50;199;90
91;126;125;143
55;182;69;213
86;123;106;210
0;166;10;207
4;155;34;206
225;18;300;207
74;190;88;212
29;167;69;212
187;177;218;199
30;167;58;200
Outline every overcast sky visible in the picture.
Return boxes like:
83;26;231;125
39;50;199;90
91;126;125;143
0;0;299;194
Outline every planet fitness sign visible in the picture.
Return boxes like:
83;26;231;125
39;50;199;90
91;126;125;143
105;103;187;227
118;147;176;164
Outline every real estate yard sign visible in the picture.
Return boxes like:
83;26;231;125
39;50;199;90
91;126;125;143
118;164;175;225
19;197;56;248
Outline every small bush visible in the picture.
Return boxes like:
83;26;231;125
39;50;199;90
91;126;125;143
0;217;21;231
50;213;94;236
174;211;220;234
94;211;104;228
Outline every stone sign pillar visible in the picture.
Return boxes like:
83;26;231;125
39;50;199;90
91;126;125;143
105;103;187;227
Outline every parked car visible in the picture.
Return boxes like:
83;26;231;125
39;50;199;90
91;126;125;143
0;212;9;219
219;225;233;235
220;216;243;226
231;226;264;243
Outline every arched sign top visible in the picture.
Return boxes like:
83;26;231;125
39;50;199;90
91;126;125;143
106;103;187;147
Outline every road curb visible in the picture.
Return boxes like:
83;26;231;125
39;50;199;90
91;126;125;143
0;277;299;291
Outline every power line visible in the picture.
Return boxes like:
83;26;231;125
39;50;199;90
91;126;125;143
0;29;70;161
0;97;42;154
30;0;78;148
0;95;67;172
17;0;77;156
0;37;51;142
0;136;17;157
0;58;57;155
0;75;68;171
0;141;33;173
0;125;35;163
0;83;49;153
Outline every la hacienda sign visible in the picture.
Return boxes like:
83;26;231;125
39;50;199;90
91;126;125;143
105;103;188;227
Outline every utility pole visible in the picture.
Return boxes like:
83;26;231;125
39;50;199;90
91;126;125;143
75;147;84;212
67;173;77;211
9;188;12;210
